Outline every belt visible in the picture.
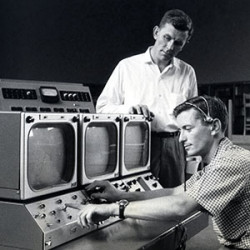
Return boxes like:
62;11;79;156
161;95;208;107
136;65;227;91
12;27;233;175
152;131;180;138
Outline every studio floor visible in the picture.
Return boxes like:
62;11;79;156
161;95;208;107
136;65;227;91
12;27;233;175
186;216;221;250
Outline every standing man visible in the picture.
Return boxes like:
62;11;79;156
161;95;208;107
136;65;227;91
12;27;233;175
96;9;197;188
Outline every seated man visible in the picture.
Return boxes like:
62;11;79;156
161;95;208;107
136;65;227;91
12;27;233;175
77;96;250;250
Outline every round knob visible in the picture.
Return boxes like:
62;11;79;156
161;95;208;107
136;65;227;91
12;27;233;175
115;116;121;122
26;116;34;123
152;182;158;188
81;200;87;205
72;195;78;200
39;204;46;209
68;93;73;99
40;213;46;219
124;117;129;122
50;210;56;215
45;240;52;246
83;116;91;122
72;116;79;123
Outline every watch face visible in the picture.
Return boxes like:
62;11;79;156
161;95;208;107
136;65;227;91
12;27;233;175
119;199;129;206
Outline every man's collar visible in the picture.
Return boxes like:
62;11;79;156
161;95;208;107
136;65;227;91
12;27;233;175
144;47;180;69
144;47;154;63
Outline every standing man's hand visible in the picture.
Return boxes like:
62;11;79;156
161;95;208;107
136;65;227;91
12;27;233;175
129;105;154;121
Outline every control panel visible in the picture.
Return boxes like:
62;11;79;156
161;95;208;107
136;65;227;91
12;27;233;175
111;172;162;192
25;190;118;249
0;79;95;113
0;173;163;250
137;173;162;191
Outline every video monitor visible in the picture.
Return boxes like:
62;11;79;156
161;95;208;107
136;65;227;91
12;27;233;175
80;114;120;185
0;112;78;200
120;115;151;176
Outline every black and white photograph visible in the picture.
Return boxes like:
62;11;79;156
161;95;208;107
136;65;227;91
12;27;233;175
0;1;250;249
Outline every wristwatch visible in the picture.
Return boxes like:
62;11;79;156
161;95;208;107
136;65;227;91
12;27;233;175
118;199;129;219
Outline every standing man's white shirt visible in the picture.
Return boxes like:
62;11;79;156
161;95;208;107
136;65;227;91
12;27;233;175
96;47;198;132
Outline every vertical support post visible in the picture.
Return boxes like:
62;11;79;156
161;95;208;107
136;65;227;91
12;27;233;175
228;99;233;139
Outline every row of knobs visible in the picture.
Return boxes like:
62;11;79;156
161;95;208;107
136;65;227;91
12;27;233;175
113;179;142;192
26;115;79;123
113;174;159;192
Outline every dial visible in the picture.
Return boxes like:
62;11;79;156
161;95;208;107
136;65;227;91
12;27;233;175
39;87;59;103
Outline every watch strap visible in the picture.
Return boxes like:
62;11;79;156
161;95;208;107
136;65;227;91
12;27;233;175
118;200;129;219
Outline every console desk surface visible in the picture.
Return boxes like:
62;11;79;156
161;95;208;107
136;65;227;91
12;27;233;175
54;211;208;250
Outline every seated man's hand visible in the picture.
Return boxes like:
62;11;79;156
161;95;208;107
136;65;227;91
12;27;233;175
85;180;123;202
78;203;116;228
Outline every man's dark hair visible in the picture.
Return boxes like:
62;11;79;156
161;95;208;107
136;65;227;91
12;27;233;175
159;9;194;42
173;95;229;132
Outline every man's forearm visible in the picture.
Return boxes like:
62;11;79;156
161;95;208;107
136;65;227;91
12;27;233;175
118;184;184;201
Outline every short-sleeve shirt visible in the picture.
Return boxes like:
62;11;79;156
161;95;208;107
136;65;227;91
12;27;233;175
186;138;250;249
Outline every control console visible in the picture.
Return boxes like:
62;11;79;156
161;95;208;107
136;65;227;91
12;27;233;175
0;190;118;250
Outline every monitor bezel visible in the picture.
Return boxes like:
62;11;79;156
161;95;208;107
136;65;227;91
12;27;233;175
21;112;78;199
80;113;120;185
120;114;151;177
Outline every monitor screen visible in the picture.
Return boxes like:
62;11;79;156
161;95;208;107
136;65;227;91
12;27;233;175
28;123;75;190
124;122;149;170
84;122;118;178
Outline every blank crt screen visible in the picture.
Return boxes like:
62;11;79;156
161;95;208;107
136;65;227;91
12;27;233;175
28;124;75;190
85;123;118;178
124;122;149;169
